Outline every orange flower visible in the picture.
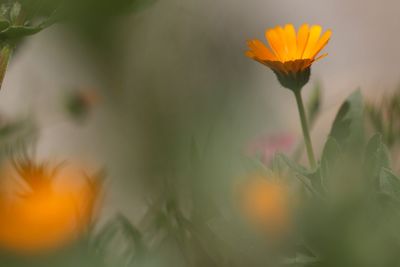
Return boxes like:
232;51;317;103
0;160;102;254
239;175;290;235
246;24;331;91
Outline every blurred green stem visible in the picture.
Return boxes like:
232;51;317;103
294;90;316;168
0;45;12;90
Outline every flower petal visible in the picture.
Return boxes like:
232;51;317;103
245;50;256;58
302;25;322;59
314;53;328;62
310;30;332;59
247;39;277;61
266;28;286;61
296;24;310;59
275;26;289;61
284;24;297;60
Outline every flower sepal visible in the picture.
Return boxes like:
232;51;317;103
274;67;310;92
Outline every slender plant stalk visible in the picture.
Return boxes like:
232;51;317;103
294;90;316;168
0;45;12;90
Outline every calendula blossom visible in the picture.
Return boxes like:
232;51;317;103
245;23;331;168
0;160;102;253
239;175;290;236
246;24;331;91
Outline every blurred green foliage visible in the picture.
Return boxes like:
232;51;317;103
366;87;400;148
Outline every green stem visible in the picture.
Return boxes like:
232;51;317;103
0;45;12;90
294;90;316;169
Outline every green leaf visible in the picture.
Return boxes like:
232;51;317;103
275;153;313;178
207;217;272;265
364;134;390;188
0;4;7;19
0;20;9;32
380;168;400;199
282;253;320;266
329;90;364;152
130;0;157;13
0;25;43;39
275;153;322;195
240;155;274;177
116;214;146;255
92;219;119;250
320;137;342;190
366;104;384;136
270;153;290;176
0;119;37;153
9;2;21;24
93;214;146;265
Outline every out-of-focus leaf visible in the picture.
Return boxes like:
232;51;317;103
93;214;147;266
270;153;287;176
366;88;400;148
130;0;157;13
240;155;274;177
276;153;313;178
92;219;119;251
207;217;273;266
364;134;390;188
190;136;205;222
0;25;43;39
0;0;59;43
275;153;322;196
329;90;364;152
282;253;320;266
0;20;9;31
9;2;21;24
189;134;220;224
66;0;157;23
366;104;384;136
0;119;37;156
380;168;400;201
320;137;342;190
116;214;146;254
19;0;62;18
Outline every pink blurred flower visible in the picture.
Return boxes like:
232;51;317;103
246;133;295;164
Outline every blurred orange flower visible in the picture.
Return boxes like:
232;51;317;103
239;175;290;235
0;160;102;254
246;24;331;90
